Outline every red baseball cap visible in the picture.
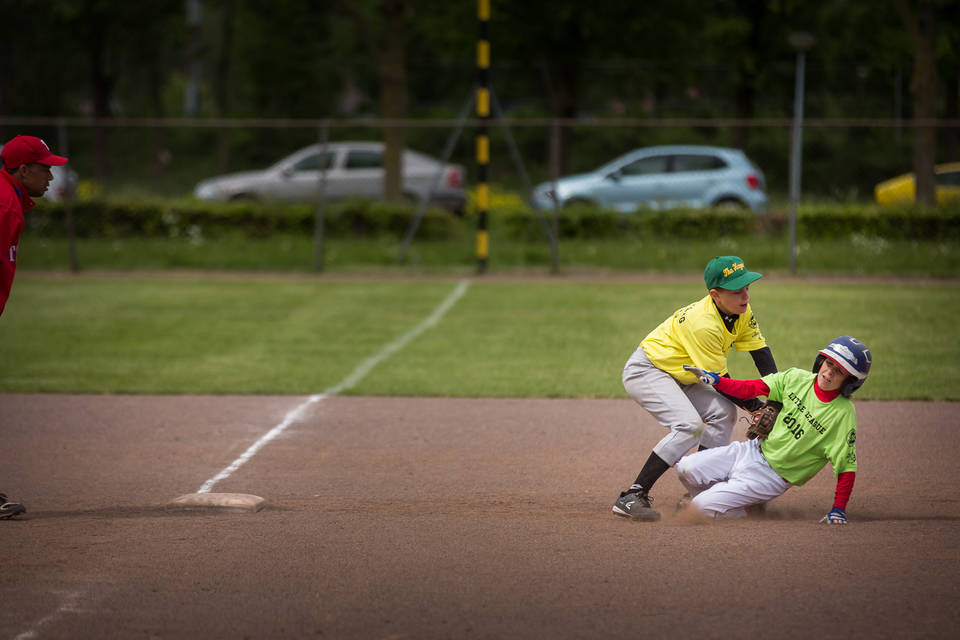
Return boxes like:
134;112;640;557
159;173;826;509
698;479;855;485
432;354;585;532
2;135;69;170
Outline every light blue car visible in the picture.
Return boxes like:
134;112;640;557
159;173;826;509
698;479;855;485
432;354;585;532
531;145;767;213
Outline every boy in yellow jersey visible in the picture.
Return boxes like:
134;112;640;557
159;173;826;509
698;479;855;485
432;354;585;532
613;256;777;521
679;336;870;522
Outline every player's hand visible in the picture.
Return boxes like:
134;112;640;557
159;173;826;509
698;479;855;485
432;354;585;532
819;507;847;525
683;364;720;386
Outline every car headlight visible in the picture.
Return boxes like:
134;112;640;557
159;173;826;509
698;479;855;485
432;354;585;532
533;185;557;203
194;183;221;199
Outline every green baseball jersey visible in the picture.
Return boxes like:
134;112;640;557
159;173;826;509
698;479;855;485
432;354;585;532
641;294;767;385
760;368;858;485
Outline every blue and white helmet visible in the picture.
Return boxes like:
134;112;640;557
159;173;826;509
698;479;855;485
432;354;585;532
813;336;872;397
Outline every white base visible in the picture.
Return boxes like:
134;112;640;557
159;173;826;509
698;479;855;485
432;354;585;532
166;493;265;513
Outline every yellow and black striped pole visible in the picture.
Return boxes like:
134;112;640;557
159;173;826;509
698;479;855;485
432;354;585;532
475;0;490;273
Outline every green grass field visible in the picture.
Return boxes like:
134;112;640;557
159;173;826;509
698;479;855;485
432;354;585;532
1;274;956;400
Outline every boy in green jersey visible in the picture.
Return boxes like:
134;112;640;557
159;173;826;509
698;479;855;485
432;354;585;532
679;336;871;523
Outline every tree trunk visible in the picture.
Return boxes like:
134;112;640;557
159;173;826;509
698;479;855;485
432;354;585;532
732;79;756;151
944;69;959;165
148;59;168;179
89;25;113;183
896;0;938;205
185;0;204;117
379;0;406;203
214;0;237;172
540;58;577;179
732;1;765;150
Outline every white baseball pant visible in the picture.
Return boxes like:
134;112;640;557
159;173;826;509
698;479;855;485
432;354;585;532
622;346;739;465
676;438;792;518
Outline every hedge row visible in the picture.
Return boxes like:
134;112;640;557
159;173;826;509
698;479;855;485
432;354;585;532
494;206;758;240
28;198;960;241
492;203;960;240
28;198;465;240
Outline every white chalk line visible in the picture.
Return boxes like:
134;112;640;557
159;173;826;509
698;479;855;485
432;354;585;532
13;591;85;640
197;279;470;494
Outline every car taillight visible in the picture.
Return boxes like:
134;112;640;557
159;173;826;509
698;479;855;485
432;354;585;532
746;173;760;190
445;167;463;188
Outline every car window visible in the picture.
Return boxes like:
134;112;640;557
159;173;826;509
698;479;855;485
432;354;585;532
937;171;960;187
292;151;335;172
672;154;727;172
345;150;382;169
620;155;668;176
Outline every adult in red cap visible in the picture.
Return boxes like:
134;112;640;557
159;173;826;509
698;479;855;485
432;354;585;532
0;135;67;520
1;135;68;317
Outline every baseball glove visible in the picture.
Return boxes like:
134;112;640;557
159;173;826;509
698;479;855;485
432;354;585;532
745;400;782;440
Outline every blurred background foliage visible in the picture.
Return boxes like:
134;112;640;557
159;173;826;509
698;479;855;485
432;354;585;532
0;0;958;203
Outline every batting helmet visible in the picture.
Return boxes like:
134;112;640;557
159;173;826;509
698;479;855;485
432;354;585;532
812;336;872;397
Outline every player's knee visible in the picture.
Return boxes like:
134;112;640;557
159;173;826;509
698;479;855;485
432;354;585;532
690;493;719;517
671;421;704;439
712;402;738;428
701;410;737;443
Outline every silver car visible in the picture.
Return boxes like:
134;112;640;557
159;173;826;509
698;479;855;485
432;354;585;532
194;141;467;214
532;145;767;213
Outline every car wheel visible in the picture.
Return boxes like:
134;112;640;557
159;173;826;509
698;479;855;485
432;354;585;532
712;198;747;210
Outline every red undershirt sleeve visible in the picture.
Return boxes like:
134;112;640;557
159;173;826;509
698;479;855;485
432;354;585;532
714;377;770;399
834;471;855;510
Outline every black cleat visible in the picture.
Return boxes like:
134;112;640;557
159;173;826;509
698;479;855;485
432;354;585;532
612;489;660;521
0;493;26;520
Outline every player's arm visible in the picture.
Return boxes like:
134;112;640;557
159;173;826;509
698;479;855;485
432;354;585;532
727;348;776;411
0;208;19;316
820;472;855;525
682;365;770;399
750;346;777;376
682;320;769;408
716;377;770;399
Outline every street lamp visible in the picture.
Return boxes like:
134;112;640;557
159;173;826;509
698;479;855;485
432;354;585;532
788;31;815;275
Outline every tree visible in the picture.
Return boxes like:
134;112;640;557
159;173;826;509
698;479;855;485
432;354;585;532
43;1;182;181
378;0;407;203
491;1;660;176
338;0;409;204
896;0;938;205
936;1;960;162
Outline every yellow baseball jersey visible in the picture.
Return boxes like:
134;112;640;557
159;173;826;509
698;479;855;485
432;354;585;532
640;294;767;384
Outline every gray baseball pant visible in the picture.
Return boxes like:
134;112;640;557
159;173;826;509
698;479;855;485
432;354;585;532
622;346;739;466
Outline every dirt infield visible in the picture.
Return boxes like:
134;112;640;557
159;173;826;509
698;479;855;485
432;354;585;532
1;395;958;639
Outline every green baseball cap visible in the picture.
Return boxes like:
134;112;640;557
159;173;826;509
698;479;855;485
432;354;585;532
704;256;763;290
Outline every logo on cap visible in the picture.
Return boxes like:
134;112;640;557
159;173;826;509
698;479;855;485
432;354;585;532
722;262;745;279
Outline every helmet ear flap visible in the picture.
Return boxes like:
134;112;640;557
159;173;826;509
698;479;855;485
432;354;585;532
812;354;826;375
841;377;860;397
